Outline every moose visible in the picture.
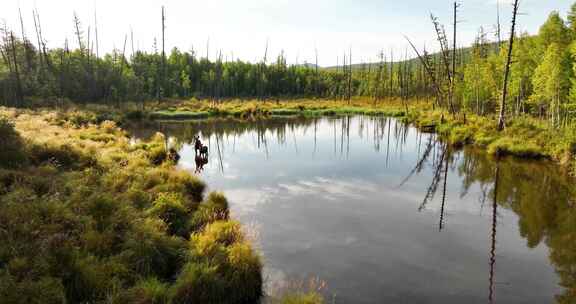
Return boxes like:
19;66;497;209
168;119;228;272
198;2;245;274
194;136;209;157
194;154;208;173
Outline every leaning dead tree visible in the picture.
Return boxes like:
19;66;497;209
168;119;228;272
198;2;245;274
73;12;85;56
431;14;455;114
497;0;520;131
405;36;443;107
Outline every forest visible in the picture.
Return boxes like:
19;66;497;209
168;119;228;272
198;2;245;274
2;1;576;303
0;2;574;128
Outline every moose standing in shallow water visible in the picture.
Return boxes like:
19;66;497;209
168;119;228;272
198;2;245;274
194;154;208;173
194;136;209;157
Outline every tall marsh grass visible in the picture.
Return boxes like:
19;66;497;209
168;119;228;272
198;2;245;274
0;107;262;303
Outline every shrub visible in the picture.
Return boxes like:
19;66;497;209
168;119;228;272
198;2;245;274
170;262;226;304
147;193;191;237
27;143;96;169
86;194;120;232
146;169;206;204
148;146;168;165
124;188;153;209
100;120;118;134
224;242;263;302
171;171;206;203
487;137;544;158
66;112;97;127
191;192;230;230
122;218;186;279
188;220;263;303
0;274;67;304
197;220;244;247
59;255;111;302
121;278;170;304
190;192;230;230
0;118;27;168
125;110;144;121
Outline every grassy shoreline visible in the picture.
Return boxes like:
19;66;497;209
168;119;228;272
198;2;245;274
134;98;576;174
2;98;575;303
0;107;265;303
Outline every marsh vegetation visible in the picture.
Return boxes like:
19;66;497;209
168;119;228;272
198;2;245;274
2;1;576;303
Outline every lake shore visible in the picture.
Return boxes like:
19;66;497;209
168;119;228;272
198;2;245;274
0;107;270;303
124;98;576;175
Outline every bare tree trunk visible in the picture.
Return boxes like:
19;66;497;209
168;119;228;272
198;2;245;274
389;49;394;98
32;10;43;69
9;32;23;106
497;0;520;131
18;8;32;72
160;6;166;102
94;9;99;58
496;0;502;51
348;48;352;104
73;12;84;56
405;36;443;107
451;2;460;114
315;47;319;97
130;27;135;57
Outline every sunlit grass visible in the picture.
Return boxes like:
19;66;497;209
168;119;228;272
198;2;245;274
0;106;263;303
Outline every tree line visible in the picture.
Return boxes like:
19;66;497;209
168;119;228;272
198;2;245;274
2;3;576;126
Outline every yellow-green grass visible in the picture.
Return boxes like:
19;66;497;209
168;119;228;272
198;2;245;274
0;107;262;303
141;97;576;172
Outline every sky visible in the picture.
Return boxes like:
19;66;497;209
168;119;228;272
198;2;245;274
0;0;573;66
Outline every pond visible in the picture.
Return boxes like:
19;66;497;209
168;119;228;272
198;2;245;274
129;115;575;304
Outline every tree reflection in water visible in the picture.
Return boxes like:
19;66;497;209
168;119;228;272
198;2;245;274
128;116;576;303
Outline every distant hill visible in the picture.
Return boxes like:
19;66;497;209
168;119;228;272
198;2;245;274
320;42;500;72
294;63;320;69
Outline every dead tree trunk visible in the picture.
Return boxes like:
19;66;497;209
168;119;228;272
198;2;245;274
160;6;166;102
497;0;520;131
73;13;84;56
94;10;99;58
315;47;319;97
348;48;352;104
389;49;394;98
32;10;43;68
405;36;443;107
452;2;460;113
9;32;23;106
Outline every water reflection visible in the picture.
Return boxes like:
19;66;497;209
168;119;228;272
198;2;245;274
128;116;575;303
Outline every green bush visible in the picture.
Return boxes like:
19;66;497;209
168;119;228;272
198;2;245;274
27;143;96;169
122;218;186;279
170;262;226;304
124;188;153;209
0;110;262;304
148;146;168;165
189;221;263;303
223;242;263;302
0;273;67;304
148;193;191;237
487;137;544;158
120;278;171;304
125;110;145;121
0;118;27;168
190;192;230;230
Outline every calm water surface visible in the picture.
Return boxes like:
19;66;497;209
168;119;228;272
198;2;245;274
130;116;575;304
